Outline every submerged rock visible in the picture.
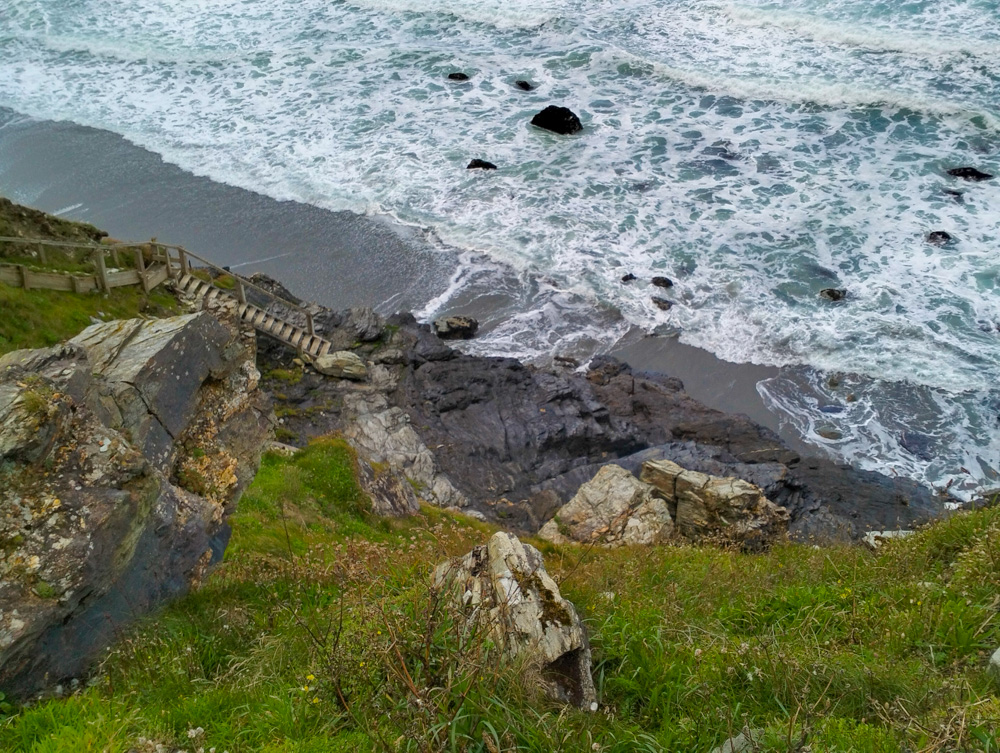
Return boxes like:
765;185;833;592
433;315;479;340
467;159;497;171
640;459;789;550
820;288;847;301
926;230;954;246
447;72;470;81
620;272;636;283
0;312;271;699
651;276;674;289
433;532;597;708
947;166;994;182
514;80;534;91
652;296;673;311
538;464;673;547
530;105;583;135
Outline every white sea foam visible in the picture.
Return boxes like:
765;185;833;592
1;0;998;491
725;5;1000;59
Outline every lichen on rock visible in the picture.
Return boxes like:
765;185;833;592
0;310;272;698
433;532;597;708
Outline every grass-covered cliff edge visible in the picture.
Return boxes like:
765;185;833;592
1;199;998;751
3;439;997;752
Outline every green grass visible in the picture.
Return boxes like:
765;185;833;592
2;437;996;752
0;284;179;356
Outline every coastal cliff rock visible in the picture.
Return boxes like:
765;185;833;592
255;291;948;543
0;311;271;698
538;465;673;547
433;533;596;708
640;459;789;549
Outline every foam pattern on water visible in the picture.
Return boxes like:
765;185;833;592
2;0;999;493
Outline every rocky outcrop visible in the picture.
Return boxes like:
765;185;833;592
467;159;497;171
530;106;583;135
538;465;672;547
313;351;367;381
447;72;470;81
433;316;479;340
433;533;596;708
926;231;953;246
640;459;788;549
256;293;948;543
356;457;420;517
820;288;847;301
947;167;993;182
0;311;271;698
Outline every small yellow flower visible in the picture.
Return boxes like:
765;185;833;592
306;674;315;681
312;697;320;704
302;685;310;691
359;661;365;668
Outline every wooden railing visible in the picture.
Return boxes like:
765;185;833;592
0;236;316;336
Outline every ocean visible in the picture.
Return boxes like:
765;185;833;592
1;0;998;497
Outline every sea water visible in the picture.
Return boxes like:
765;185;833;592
1;0;998;496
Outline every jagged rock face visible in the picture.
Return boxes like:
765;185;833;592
538;464;673;547
640;459;789;550
433;533;596;708
0;312;271;699
256;293;948;541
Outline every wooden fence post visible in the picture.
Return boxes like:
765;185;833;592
19;265;29;290
306;311;315;336
92;248;109;293
178;248;189;276
110;247;120;267
36;242;47;265
134;247;149;293
235;279;247;304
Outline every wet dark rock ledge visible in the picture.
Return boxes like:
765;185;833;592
255;286;948;543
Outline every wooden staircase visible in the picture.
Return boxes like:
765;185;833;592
178;273;333;358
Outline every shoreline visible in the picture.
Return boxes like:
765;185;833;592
0;110;819;460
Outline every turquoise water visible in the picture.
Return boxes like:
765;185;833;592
1;0;999;494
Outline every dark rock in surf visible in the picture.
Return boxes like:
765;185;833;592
621;273;637;283
651;276;673;289
819;288;847;302
943;189;964;202
434;316;479;340
515;80;535;91
900;431;935;461
448;72;470;81
652;296;673;311
467;159;498;171
530;106;583;135
926;231;953;246
947;167;994;182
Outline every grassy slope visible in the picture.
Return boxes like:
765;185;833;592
1;439;996;753
0;198;179;355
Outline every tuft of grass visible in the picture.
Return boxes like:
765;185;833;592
0;284;179;357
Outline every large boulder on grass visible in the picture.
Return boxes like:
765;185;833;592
433;532;597;708
538;464;673;547
640;459;788;550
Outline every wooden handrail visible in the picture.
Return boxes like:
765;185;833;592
1;235;314;331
